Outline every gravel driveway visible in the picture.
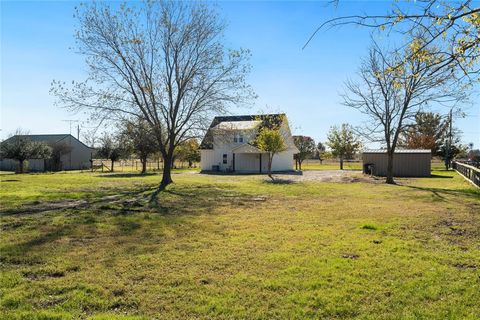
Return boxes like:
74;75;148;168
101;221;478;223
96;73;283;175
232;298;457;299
270;170;378;183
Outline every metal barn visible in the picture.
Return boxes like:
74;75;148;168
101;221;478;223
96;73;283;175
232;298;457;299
362;149;431;177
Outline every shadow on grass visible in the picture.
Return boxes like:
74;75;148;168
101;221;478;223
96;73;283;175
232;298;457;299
0;184;158;216
429;174;454;179
263;178;297;185
404;185;480;201
0;224;73;265
150;184;262;215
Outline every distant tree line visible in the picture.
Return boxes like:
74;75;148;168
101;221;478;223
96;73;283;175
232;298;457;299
292;124;362;170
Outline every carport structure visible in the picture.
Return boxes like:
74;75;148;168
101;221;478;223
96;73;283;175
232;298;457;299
231;143;269;173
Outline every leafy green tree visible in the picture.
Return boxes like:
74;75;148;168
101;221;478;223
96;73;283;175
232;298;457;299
317;142;326;164
401;112;448;156
468;149;480;162
175;139;200;168
0;130;51;173
255;128;287;180
293;135;316;170
49;142;72;171
97;134;126;172
326;124;361;170
121;119;158;174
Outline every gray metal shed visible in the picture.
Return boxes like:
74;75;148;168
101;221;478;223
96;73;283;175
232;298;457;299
362;149;431;177
0;134;95;172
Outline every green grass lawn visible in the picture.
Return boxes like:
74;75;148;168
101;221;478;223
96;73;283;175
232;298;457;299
0;169;479;319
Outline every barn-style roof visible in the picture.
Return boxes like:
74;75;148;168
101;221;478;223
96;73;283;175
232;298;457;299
199;114;286;150
1;134;94;149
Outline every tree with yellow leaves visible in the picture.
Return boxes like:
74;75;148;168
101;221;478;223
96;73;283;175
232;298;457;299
306;1;479;81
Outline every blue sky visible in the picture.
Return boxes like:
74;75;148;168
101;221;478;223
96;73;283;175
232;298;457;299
1;1;479;147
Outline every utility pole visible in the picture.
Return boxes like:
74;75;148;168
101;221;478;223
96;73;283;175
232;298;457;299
445;109;453;170
62;120;79;136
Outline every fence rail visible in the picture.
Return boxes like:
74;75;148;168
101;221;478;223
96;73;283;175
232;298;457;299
452;161;480;188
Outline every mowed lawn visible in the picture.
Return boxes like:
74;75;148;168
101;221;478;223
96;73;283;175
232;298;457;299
0;169;479;319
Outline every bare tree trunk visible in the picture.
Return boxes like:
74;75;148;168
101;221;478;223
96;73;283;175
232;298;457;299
110;160;114;172
160;155;173;189
386;151;395;184
340;156;344;170
141;158;147;174
19;160;24;174
268;153;274;180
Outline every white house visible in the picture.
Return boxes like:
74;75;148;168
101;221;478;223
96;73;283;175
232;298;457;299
199;114;299;173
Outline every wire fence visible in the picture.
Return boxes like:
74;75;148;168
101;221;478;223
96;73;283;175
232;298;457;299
91;159;199;172
300;159;363;171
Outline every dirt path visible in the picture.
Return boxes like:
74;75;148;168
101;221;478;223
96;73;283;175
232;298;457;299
0;195;125;216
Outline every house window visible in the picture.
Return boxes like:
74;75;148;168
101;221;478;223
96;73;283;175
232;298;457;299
223;154;227;164
234;134;244;143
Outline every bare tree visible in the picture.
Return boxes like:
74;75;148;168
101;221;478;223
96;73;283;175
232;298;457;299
51;1;254;191
343;41;466;183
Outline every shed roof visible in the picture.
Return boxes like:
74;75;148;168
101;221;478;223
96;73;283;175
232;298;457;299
363;149;431;154
1;134;94;150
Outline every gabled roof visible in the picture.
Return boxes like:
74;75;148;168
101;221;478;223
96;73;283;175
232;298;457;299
1;134;94;150
232;143;263;153
213;120;262;131
363;149;431;154
200;114;286;150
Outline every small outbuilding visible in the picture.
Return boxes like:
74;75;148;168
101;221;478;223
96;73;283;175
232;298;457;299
362;149;431;177
0;134;95;172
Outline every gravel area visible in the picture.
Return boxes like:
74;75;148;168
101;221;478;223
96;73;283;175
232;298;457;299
269;170;379;183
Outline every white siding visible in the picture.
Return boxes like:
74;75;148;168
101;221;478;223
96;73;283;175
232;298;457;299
200;116;298;173
0;159;45;172
200;150;215;171
271;151;295;172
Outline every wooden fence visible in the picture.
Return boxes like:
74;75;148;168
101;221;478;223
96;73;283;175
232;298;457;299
453;161;480;188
